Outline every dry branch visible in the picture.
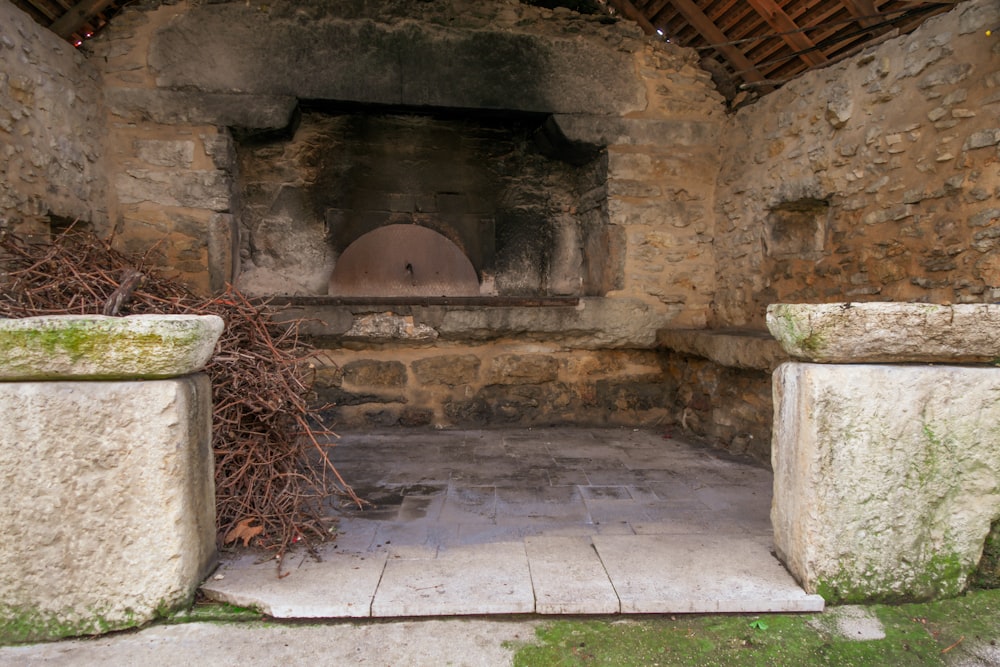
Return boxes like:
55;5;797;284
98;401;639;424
0;228;362;554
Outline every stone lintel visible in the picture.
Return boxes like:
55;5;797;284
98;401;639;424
105;88;298;129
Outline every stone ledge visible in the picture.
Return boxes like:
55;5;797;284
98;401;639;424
767;302;1000;363
275;298;672;349
657;328;788;371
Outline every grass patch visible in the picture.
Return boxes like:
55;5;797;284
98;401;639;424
511;589;1000;666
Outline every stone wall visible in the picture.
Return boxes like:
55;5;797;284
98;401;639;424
714;0;1000;327
0;2;107;235
90;0;725;327
313;344;673;429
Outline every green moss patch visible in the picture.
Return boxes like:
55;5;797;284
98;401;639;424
0;605;140;645
511;589;1000;666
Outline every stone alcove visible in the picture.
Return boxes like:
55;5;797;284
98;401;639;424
234;107;612;300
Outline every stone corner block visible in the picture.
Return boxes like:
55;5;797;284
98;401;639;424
771;362;1000;603
0;376;216;642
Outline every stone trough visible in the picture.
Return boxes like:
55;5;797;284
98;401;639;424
767;303;1000;603
0;315;222;643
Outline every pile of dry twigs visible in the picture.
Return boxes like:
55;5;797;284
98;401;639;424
0;228;361;554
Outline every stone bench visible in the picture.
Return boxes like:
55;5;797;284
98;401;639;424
0;315;222;642
656;328;789;462
767;303;1000;603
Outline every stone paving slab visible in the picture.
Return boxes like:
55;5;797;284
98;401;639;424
592;534;824;613
200;549;387;618
525;536;620;614
371;542;535;616
202;429;820;618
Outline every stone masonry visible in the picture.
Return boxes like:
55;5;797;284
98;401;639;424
0;1;107;236
714;0;1000;327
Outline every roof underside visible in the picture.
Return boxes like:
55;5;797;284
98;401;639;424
12;0;956;102
606;0;954;100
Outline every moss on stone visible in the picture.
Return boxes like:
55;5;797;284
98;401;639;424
0;605;141;645
815;552;967;605
971;519;1000;589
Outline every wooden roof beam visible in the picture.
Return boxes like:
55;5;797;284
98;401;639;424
665;0;770;87
840;0;880;28
746;0;828;68
50;0;115;38
606;0;657;35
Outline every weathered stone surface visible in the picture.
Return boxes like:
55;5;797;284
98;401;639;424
772;362;1000;602
657;328;788;370
548;115;717;148
103;89;298;129
0;1;107;230
0;315;224;380
488;355;560;385
0;376;216;642
134;139;194;168
342;360;407;388
344;313;438;341
115;169;231;211
436;298;668;349
714;0;1000;327
146;4;646;115
412;355;481;386
766;303;1000;363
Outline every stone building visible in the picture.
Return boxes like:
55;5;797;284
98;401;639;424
1;0;998;461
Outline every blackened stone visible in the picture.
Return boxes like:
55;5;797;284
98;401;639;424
596;378;671;412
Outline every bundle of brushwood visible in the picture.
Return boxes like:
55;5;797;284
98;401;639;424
0;228;362;556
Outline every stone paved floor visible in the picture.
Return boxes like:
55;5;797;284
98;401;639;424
201;428;823;616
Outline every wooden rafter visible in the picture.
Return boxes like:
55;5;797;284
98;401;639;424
666;0;770;85
840;0;880;27
50;0;116;38
746;0;828;68
606;0;657;34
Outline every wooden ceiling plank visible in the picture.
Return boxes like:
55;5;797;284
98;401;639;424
666;0;769;84
606;0;658;34
746;0;828;67
50;0;116;38
841;0;881;27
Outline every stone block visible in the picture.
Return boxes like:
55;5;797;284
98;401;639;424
0;376;216;642
0;315;224;380
772;362;1000;602
147;7;646;115
104;89;297;129
342;360;407;388
411;355;481;386
115;169;232;211
488;354;559;385
766;303;1000;363
657;328;788;371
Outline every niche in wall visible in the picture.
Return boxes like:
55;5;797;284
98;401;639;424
764;198;830;261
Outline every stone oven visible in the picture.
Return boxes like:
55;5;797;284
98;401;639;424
236;108;609;300
75;0;726;431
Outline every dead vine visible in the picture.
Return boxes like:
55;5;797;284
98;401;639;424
0;228;363;555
